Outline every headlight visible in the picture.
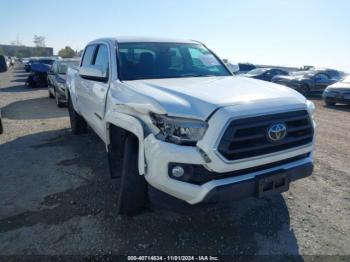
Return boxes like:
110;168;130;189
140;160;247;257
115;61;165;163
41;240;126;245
151;113;208;145
306;100;315;117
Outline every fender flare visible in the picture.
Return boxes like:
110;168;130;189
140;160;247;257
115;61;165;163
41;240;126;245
105;110;146;175
66;75;80;114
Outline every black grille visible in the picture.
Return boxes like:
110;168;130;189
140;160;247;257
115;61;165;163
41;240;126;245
218;110;314;161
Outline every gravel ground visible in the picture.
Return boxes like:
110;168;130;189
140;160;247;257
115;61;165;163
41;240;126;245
0;66;349;258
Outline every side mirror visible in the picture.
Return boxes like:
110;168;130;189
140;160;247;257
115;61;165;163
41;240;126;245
79;66;108;82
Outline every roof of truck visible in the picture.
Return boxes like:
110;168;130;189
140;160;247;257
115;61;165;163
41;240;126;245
90;36;202;44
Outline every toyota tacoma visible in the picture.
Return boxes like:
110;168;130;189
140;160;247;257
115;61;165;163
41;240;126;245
66;37;316;216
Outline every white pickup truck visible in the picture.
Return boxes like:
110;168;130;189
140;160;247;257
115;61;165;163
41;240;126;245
66;37;315;216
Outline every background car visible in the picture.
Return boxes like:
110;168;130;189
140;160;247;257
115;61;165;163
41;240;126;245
48;58;80;107
243;68;289;82
272;69;339;96
25;57;56;88
323;75;350;106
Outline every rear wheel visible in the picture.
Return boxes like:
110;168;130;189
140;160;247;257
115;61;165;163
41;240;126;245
68;94;87;135
117;135;147;216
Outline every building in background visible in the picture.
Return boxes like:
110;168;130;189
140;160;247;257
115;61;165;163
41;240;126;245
0;44;53;58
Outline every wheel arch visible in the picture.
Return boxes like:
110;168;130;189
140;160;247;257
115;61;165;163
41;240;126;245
105;112;146;176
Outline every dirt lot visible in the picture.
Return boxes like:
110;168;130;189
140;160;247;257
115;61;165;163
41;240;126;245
0;66;349;258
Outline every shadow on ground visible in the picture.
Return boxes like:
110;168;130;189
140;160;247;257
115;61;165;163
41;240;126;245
0;128;302;257
2;97;67;119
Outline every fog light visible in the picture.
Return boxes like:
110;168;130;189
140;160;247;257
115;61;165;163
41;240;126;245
172;166;185;178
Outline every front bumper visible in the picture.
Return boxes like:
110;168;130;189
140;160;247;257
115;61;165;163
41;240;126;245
202;161;313;203
143;102;315;204
144;135;313;205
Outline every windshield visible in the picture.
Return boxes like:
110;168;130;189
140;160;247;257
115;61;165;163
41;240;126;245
246;68;268;76
117;43;231;80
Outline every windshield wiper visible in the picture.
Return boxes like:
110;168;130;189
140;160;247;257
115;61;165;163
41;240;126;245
178;73;216;77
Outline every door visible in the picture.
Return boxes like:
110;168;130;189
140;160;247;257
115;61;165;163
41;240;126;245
75;44;98;120
87;44;110;136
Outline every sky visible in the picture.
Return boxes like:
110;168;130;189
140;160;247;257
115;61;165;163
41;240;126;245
1;0;349;71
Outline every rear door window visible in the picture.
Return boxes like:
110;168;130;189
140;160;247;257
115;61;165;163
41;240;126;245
93;44;109;74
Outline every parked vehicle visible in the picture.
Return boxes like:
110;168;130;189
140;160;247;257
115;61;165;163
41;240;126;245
244;68;289;82
272;69;339;96
323;75;350;106
48;59;80;107
25;58;56;88
314;68;343;81
67;37;315;216
0;55;8;72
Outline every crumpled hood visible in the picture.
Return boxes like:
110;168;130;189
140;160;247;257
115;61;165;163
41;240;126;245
124;76;306;120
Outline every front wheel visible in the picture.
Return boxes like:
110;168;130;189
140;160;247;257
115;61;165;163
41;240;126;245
68;94;87;135
48;86;54;98
117;135;147;216
55;88;65;108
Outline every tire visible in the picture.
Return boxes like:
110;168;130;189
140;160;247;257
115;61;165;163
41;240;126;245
48;86;54;98
298;84;310;97
117;135;147;216
25;75;36;88
325;101;336;106
55;88;65;108
68;94;87;135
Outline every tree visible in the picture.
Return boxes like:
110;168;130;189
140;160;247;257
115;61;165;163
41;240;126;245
58;46;76;58
33;35;46;47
